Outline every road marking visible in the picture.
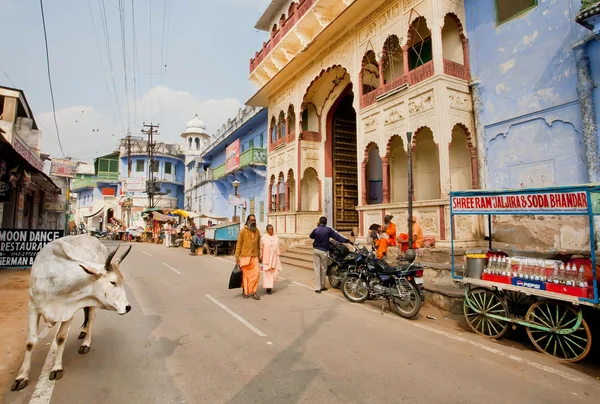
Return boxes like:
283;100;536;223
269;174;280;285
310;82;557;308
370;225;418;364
29;341;57;404
162;263;182;275
291;280;591;386
205;294;266;337
212;256;235;265
141;251;152;257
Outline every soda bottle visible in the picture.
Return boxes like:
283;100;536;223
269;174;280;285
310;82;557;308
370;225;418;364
532;259;540;281
485;256;492;274
505;257;513;277
577;265;585;288
565;263;573;286
552;262;560;284
518;258;524;279
511;258;519;278
499;257;506;276
558;263;566;284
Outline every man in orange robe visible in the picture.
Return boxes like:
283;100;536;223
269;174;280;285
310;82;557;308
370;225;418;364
376;215;397;259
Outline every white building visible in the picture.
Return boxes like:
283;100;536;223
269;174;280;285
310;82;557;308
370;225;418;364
181;115;210;211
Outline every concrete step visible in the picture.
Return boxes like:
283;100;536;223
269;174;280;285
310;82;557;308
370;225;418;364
280;251;313;263
423;284;465;315
291;244;313;253
281;256;313;270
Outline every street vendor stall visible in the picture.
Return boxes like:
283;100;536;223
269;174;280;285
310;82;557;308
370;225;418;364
451;184;599;362
204;222;240;256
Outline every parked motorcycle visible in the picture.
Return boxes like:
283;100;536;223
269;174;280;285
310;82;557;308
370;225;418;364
341;245;425;319
326;242;357;289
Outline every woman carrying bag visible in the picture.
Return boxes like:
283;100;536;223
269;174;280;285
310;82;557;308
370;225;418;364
260;224;282;295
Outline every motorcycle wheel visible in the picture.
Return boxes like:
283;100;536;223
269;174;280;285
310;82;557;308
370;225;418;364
341;276;370;303
327;264;343;289
392;282;422;319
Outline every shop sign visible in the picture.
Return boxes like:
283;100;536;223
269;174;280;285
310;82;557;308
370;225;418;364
12;135;44;171
121;177;146;192
0;160;9;203
225;139;240;173
0;229;64;267
50;158;77;178
451;191;589;214
511;278;547;291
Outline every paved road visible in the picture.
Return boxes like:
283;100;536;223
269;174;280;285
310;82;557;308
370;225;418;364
3;242;600;404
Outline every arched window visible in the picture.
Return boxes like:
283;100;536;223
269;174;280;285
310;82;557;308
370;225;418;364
407;17;432;70
382;35;404;84
269;174;277;212
287;169;296;212
188;137;192;150
287;105;296;138
280;14;286;28
301;168;319;211
366;144;383;204
449;125;473;191
361;51;380;95
278;172;286;211
288;2;297;16
389;136;408;203
301;103;318;132
270;117;277;143
414;128;440;200
278;111;286;139
442;14;469;80
271;24;278;37
195;137;200;151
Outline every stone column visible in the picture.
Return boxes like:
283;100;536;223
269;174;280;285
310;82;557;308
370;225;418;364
470;149;479;189
361;161;367;205
462;38;471;81
285;181;290;211
402;46;410;84
382;157;390;204
469;80;488;189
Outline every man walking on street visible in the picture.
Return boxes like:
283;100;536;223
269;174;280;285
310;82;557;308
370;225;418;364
309;216;350;293
235;215;262;300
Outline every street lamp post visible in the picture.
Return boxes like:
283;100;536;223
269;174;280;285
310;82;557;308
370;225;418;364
405;131;416;263
232;179;240;222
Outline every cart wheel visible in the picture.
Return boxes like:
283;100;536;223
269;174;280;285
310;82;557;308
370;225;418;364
502;290;536;318
464;287;510;339
525;301;592;362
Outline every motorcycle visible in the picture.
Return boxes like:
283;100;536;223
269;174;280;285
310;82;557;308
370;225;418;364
326;241;358;289
341;245;425;319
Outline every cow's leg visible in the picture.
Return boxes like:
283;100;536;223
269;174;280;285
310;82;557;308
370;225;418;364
79;307;96;354
78;307;90;339
49;317;73;381
12;305;41;391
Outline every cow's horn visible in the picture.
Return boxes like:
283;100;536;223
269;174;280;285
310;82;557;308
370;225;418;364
117;245;132;264
105;246;120;270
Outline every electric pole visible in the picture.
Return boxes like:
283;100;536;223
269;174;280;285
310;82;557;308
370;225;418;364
126;129;132;176
142;123;159;209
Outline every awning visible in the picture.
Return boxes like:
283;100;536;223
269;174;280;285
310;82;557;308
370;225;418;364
84;206;104;219
170;209;194;217
189;213;228;221
151;212;173;222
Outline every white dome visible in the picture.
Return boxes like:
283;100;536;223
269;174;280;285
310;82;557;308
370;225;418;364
184;114;206;134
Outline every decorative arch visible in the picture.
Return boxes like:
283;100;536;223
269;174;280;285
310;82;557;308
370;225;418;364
287;104;296;139
270;116;277;145
278;111;286;140
288;2;297;16
449;123;478;189
441;13;470;80
279;14;286;27
271;24;278;37
360;51;380;97
404;16;434;85
362;142;383;205
413;127;440;201
301;167;321;212
287;169;296;211
382;35;405;86
387;135;408;203
301;64;351;108
269;174;276;212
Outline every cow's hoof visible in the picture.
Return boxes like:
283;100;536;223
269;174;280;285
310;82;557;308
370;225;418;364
78;331;86;340
79;345;90;355
49;369;63;381
11;378;28;391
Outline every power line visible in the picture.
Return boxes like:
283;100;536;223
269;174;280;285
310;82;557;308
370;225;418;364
39;0;65;157
131;0;140;125
158;0;172;125
0;62;16;87
118;0;132;131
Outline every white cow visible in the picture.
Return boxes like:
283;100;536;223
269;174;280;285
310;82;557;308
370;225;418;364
11;235;132;391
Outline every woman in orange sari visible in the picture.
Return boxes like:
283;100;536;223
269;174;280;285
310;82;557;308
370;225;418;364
260;224;282;295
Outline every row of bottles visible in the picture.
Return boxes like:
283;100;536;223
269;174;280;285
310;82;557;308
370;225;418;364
483;255;589;288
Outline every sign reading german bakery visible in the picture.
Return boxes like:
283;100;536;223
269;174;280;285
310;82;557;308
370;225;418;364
451;191;589;214
0;229;64;267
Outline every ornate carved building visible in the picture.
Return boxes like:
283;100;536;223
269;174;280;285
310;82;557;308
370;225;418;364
248;0;478;243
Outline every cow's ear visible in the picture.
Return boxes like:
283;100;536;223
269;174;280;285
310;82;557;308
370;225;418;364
80;264;102;277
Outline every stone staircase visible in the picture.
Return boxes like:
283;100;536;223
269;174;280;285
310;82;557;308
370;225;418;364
280;243;314;270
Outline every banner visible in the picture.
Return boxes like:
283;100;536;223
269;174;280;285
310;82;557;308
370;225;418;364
50;158;77;178
451;191;589;214
0;229;64;267
225;139;240;173
228;194;244;206
122;177;146;192
12;135;44;171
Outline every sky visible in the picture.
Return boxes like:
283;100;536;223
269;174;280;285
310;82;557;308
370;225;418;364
0;0;270;162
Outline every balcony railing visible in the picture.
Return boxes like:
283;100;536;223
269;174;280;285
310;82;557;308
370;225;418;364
443;59;469;81
72;177;97;191
214;148;267;180
360;61;435;110
96;172;120;182
250;0;317;73
269;133;295;151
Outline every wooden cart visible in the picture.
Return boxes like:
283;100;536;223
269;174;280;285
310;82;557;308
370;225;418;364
204;222;240;256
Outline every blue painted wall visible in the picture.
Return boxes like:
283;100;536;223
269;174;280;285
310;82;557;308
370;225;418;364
464;0;593;189
589;38;600;158
200;109;268;228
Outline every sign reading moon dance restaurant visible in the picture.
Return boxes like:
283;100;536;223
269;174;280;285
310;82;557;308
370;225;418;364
0;229;64;267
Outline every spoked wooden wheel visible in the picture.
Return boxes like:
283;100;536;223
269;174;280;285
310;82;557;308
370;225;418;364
464;288;510;338
525;301;592;362
502;290;536;318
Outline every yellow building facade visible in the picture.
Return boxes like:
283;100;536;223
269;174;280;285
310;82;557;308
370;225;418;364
248;0;479;245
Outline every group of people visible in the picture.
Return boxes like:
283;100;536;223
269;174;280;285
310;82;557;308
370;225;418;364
235;215;283;300
370;214;424;259
234;213;424;299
